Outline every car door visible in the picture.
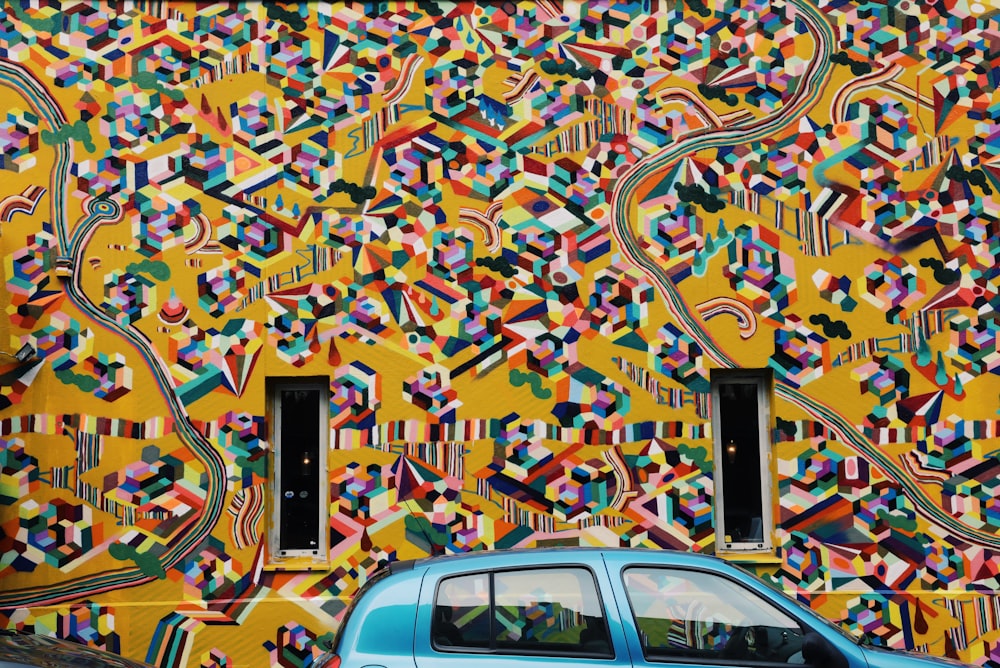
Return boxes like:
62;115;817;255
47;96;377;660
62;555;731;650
413;560;634;668
617;564;807;667
601;553;867;668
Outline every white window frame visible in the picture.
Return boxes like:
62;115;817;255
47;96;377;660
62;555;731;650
710;370;774;553
269;378;329;560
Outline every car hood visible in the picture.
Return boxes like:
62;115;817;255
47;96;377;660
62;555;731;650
0;631;152;667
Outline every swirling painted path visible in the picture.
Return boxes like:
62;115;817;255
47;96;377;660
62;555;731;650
0;59;227;607
607;0;1000;550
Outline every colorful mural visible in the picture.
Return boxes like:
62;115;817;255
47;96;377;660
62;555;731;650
1;0;1000;666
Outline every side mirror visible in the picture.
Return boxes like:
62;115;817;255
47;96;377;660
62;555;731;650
802;632;848;668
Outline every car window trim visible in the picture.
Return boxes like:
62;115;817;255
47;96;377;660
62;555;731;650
430;562;615;659
618;563;811;665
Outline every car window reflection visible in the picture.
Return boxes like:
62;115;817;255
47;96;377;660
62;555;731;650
432;566;613;658
623;566;807;664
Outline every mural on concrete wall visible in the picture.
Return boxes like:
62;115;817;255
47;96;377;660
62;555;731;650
1;1;999;666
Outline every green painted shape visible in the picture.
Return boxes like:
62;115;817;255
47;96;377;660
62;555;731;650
41;120;95;153
108;542;166;579
613;331;650;352
132;71;185;101
55;368;100;392
677;442;709;470
11;4;60;34
236;454;267;477
177;370;221;405
126;259;171;281
510;368;553;400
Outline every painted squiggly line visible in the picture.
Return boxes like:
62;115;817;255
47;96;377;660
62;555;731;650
815;63;942;252
898;450;950;485
777;383;1000;549
830;62;904;125
0;59;228;607
68;196;122;251
656;87;723;130
0;185;45;222
696;297;757;339
345;126;365;158
509;368;552;399
0;60;69;255
384;53;423;106
602;1;1000;551
603;445;638;511
183;213;217;254
502;71;540;104
227;485;265;551
458;202;503;252
534;0;563;20
609;0;834;369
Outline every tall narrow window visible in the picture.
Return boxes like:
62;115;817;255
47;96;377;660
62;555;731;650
270;379;328;560
710;370;773;552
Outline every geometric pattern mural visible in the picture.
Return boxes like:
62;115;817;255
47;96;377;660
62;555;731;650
1;2;1000;667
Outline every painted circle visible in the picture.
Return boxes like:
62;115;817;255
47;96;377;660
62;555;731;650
833;122;852;136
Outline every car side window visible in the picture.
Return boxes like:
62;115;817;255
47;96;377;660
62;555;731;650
434;572;491;649
433;567;612;658
622;567;806;664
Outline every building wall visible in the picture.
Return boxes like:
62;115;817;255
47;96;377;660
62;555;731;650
1;2;999;666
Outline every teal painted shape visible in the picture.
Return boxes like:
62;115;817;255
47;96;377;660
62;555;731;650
613;331;650;352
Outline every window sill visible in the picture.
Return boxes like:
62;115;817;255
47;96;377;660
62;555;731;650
263;556;331;572
715;551;782;565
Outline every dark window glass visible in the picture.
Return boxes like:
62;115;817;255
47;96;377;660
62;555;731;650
278;387;321;552
718;381;764;544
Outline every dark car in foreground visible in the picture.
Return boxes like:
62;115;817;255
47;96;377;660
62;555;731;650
317;547;971;668
0;629;153;668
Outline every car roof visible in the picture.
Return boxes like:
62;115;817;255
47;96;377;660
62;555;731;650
387;546;730;575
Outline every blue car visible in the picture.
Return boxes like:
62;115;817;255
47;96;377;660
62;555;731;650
317;547;970;668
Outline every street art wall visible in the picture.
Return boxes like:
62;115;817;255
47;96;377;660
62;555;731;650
1;0;1000;666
